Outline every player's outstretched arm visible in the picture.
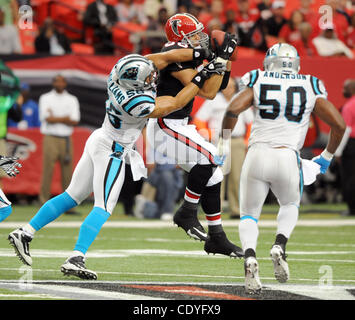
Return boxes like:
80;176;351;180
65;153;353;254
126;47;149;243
312;98;346;173
221;87;254;139
147;60;226;118
146;48;210;71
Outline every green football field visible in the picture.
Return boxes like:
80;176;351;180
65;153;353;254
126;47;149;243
0;202;354;300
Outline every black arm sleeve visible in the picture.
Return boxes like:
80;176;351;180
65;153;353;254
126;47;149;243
219;71;231;90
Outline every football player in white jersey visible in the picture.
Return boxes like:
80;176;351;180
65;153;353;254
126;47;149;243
218;43;346;294
8;48;226;280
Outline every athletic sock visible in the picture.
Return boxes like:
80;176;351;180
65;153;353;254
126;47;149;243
245;248;256;259
184;164;214;207
200;182;223;234
74;207;110;255
0;206;12;222
239;216;259;252
29;192;77;232
274;233;288;253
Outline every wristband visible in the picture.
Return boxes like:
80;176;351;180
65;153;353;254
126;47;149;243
321;149;334;161
191;72;207;89
193;48;212;61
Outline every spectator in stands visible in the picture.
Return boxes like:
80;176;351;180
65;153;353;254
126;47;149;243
194;78;254;219
278;9;304;44
35;18;71;55
145;7;168;53
223;9;239;35
0;8;22;54
115;0;148;25
321;0;350;43
143;0;177;20
8;83;40;129
299;0;318;28
338;79;355;216
346;12;355;48
0;0;18;25
38;75;80;212
83;0;118;54
292;22;318;56
134;152;184;221
264;0;287;38
198;0;225;34
312;24;354;58
235;0;267;51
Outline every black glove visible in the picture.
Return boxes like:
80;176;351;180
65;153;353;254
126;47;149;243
0;156;21;177
191;59;227;88
193;47;215;61
212;33;238;60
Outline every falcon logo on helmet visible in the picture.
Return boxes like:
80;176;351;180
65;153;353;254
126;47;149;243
165;13;209;48
170;19;182;37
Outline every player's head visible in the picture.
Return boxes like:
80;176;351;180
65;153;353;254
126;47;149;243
263;43;300;74
165;13;209;48
114;54;158;90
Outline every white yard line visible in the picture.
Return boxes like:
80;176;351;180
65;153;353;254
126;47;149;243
1;219;355;229
1;248;355;260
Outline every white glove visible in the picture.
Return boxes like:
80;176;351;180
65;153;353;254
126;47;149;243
214;137;230;166
0;156;22;177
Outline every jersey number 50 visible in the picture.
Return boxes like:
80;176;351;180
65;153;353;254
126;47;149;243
259;84;306;123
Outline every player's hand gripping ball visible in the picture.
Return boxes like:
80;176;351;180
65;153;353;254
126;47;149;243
211;30;238;61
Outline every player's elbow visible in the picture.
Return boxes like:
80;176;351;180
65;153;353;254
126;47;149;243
199;91;217;100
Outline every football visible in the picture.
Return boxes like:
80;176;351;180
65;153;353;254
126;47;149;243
210;30;238;61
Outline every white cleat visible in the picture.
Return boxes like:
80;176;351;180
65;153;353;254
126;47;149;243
8;228;33;266
61;256;97;280
270;245;289;283
244;257;262;294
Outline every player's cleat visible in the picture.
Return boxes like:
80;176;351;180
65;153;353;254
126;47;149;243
270;244;289;283
8;228;33;266
244;256;262;294
204;231;244;258
173;206;208;241
61;256;97;280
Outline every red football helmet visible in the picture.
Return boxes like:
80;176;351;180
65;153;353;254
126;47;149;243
165;13;209;48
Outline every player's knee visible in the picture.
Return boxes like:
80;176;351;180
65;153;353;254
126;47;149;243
0;205;12;222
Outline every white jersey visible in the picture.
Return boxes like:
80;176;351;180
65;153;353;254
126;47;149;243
102;65;156;146
240;69;327;151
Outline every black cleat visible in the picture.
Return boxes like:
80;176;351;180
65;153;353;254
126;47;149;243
61;256;97;280
173;206;208;241
8;228;33;266
204;231;244;258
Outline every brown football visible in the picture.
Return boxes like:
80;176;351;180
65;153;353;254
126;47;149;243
210;30;238;61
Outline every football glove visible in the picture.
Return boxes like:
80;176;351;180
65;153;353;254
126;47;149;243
191;58;227;88
0;156;21;177
213;137;230;166
312;150;333;174
213;33;239;61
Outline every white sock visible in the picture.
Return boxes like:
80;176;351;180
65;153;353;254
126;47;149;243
22;224;36;238
277;204;299;239
239;218;259;252
71;250;85;259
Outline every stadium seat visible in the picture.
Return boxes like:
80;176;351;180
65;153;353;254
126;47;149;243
71;43;94;55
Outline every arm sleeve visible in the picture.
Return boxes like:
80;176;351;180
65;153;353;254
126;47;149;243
219;71;231;90
310;76;328;100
